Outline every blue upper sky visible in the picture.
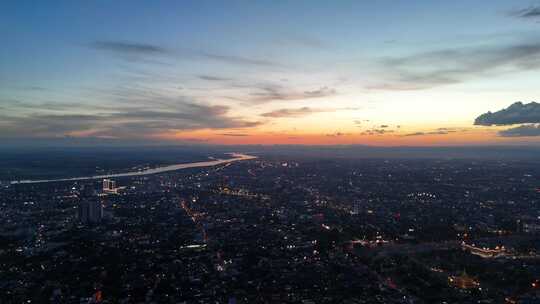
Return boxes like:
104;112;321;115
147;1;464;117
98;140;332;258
1;1;540;145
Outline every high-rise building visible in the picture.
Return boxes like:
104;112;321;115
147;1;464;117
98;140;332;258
351;201;360;215
103;179;111;191
103;179;117;192
78;198;103;224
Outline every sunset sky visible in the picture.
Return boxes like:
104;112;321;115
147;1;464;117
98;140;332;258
1;1;540;146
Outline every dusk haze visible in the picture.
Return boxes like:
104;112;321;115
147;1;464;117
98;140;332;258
1;1;540;303
2;1;540;146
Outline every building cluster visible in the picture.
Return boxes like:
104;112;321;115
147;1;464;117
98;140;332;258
0;157;539;303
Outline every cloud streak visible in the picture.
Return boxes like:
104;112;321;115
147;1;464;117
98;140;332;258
510;5;540;20
260;107;333;118
197;50;279;67
246;85;337;103
197;75;232;81
90;40;282;67
403;130;451;137
499;124;540;137
91;41;169;55
360;129;394;136
0;97;261;139
370;41;540;90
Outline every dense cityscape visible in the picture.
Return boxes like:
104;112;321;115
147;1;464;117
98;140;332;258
1;154;539;303
4;1;540;303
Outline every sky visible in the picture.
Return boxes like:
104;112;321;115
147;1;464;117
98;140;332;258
1;0;540;146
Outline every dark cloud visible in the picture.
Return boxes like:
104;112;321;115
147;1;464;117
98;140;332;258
326;132;347;137
0;113;103;137
260;107;331;118
248;86;337;103
403;130;450;137
402;127;463;137
479;101;540;137
0;98;261;139
370;41;540;90
510;6;540;19
499;124;540;137
197;50;280;67
197;75;232;81
90;40;282;67
474;102;540;125
304;86;337;97
354;119;370;126
91;41;169;55
360;129;394;136
23;86;48;91
4;99;112;112
403;132;427;137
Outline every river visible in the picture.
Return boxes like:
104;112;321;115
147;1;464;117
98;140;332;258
11;153;257;184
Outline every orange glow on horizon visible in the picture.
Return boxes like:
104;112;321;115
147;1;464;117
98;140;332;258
159;126;527;146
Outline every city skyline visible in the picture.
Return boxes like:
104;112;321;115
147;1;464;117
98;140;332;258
2;1;540;146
